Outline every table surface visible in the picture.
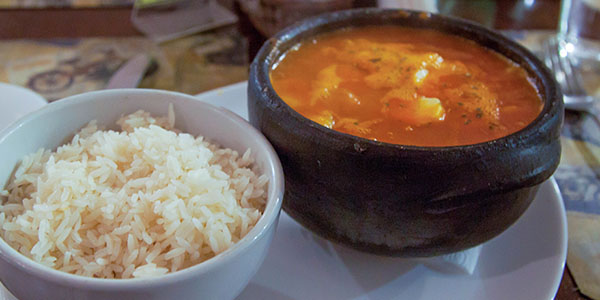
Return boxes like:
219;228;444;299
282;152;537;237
0;1;598;299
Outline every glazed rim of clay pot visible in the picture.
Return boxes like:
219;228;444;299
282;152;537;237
251;8;563;152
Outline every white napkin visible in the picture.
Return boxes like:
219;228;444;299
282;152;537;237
421;245;483;275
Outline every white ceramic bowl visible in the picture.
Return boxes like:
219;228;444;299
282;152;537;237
0;89;284;300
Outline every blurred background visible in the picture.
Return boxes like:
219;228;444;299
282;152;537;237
0;0;564;99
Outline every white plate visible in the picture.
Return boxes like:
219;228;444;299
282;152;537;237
0;82;567;300
197;81;568;300
0;82;47;132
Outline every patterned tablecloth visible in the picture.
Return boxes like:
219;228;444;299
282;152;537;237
0;28;599;298
0;26;248;100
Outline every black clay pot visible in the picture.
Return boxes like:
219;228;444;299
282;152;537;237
248;8;563;257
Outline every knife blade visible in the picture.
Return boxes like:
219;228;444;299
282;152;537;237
105;54;151;89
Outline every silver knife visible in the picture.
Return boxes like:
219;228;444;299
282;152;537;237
105;54;151;89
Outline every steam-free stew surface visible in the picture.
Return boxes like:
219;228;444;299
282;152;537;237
270;26;543;146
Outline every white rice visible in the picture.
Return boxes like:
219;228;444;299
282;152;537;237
0;109;268;279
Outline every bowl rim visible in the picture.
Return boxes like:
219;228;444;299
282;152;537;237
0;88;284;289
250;7;563;152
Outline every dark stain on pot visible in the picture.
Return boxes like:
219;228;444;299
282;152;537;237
353;143;366;153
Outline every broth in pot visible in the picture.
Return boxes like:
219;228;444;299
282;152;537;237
270;26;543;147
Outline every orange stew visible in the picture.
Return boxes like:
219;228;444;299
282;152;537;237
270;26;543;146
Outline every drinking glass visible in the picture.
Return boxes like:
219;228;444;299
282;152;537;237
547;0;600;104
559;0;600;59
